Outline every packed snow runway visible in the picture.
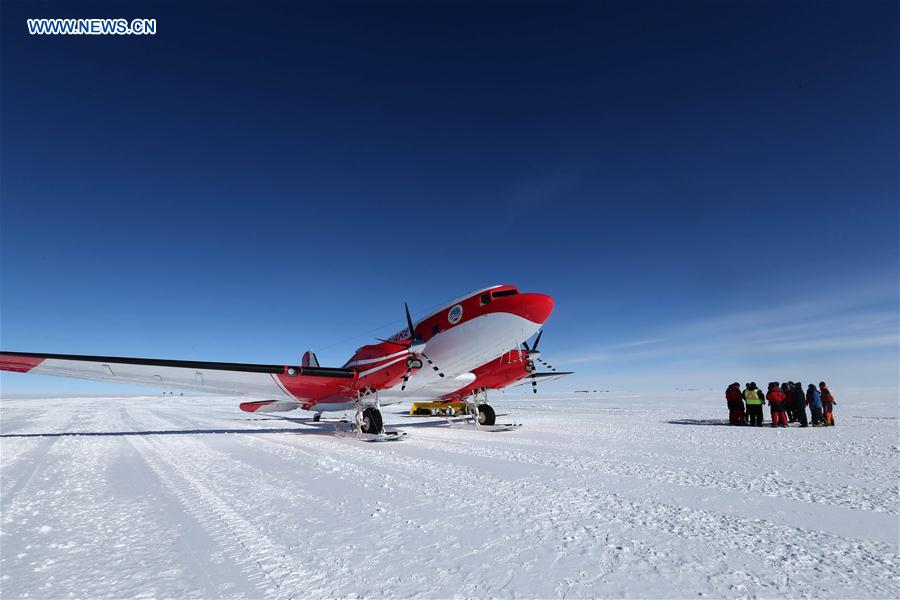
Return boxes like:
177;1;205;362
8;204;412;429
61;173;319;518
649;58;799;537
1;391;897;599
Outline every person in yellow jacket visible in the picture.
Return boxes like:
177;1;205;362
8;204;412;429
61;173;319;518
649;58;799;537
743;382;765;427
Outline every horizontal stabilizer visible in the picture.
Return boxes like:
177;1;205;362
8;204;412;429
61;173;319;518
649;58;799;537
239;400;300;413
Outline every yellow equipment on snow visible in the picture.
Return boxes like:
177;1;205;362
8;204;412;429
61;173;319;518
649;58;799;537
409;401;470;416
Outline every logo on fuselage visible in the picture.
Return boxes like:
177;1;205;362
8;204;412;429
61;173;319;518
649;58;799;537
448;304;463;324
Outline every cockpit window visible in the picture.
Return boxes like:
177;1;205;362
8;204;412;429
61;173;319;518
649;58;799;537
480;293;491;305
492;289;519;298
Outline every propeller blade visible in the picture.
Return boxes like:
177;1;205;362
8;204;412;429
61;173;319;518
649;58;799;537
522;340;530;352
400;363;413;391
404;302;416;339
421;353;446;379
537;357;557;372
531;373;538;394
533;330;543;351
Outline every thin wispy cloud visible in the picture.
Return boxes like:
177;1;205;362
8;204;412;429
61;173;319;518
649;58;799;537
556;283;899;387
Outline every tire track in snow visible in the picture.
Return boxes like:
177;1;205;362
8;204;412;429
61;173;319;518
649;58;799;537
1;407;194;599
247;434;798;595
235;431;545;597
127;432;315;600
0;406;93;507
119;406;356;599
232;432;495;598
121;404;348;514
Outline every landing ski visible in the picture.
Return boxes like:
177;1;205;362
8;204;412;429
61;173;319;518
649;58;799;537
361;430;408;442
447;422;523;432
335;429;409;442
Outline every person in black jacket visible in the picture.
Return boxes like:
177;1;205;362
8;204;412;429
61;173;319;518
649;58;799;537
791;381;808;427
782;382;794;422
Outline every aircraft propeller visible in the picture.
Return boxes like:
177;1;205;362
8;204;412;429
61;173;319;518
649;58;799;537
380;303;447;391
522;330;557;393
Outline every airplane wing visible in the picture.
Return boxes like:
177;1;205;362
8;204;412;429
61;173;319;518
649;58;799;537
0;351;356;405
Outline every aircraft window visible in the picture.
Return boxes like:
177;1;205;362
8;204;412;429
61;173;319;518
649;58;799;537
492;289;519;298
480;293;491;305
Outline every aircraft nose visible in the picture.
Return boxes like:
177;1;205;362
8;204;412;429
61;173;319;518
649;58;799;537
516;293;555;324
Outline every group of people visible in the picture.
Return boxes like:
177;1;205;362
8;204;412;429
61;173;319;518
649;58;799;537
725;381;836;427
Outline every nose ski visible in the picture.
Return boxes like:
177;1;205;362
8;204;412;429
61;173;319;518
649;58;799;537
356;430;408;442
448;422;523;432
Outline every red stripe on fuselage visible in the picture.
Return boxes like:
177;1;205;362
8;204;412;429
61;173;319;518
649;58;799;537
0;354;45;373
405;290;554;344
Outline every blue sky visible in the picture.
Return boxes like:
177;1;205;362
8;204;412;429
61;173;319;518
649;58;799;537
1;1;897;394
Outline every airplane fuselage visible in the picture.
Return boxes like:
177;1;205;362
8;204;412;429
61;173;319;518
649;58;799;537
319;285;553;411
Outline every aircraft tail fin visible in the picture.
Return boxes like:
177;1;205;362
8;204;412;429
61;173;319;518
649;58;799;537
302;350;320;368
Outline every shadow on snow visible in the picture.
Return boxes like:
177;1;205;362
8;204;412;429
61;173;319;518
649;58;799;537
667;418;733;427
0;414;457;438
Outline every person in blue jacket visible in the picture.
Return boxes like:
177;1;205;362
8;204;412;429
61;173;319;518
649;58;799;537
807;383;824;426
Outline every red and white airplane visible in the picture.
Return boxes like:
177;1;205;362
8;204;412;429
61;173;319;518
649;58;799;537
0;285;570;436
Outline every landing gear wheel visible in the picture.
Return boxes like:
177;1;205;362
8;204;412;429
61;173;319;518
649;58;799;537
360;407;383;434
313;412;321;422
477;404;496;426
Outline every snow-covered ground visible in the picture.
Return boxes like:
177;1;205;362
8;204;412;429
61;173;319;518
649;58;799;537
1;389;897;599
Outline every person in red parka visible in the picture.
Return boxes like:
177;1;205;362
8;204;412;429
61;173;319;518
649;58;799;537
725;382;745;425
782;382;794;422
819;381;837;426
766;381;788;428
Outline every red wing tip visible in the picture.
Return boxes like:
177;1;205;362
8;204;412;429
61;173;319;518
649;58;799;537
0;353;45;373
